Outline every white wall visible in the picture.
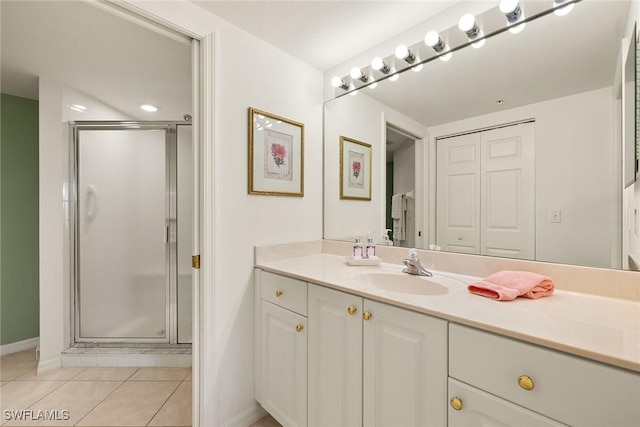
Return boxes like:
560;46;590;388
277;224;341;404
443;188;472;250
206;14;324;426
324;93;427;243
39;77;129;371
428;87;616;269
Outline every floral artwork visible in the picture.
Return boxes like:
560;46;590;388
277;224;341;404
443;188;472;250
348;150;365;189
249;107;304;197
264;129;293;181
352;160;361;179
340;136;371;200
271;143;287;167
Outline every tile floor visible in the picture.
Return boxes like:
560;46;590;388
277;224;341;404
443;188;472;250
1;349;191;426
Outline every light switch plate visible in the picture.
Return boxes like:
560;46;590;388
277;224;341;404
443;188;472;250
549;209;561;223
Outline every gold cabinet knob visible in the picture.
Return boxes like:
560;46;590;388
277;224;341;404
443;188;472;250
296;324;304;332
347;306;357;315
450;397;463;411
362;311;372;321
518;375;534;391
275;290;283;297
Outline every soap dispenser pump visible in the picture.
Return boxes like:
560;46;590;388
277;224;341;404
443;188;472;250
353;237;363;258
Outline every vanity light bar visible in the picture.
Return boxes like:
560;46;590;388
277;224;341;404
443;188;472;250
330;0;582;97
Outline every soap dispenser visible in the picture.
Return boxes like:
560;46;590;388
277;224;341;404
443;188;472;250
365;236;376;259
381;229;392;246
353;237;363;258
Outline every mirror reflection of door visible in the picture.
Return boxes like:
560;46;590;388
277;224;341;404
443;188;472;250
436;122;535;259
386;125;417;248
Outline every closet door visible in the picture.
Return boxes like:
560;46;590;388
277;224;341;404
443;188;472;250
436;133;481;254
480;123;535;259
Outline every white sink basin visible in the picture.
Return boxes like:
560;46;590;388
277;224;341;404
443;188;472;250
353;270;457;296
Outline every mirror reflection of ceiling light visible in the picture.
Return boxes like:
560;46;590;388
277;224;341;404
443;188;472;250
389;70;400;81
70;104;87;112
140;104;159;112
553;0;574;16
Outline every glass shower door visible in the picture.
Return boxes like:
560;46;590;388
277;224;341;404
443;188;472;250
76;127;169;341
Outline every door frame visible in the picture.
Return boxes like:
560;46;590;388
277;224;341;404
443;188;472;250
106;2;217;425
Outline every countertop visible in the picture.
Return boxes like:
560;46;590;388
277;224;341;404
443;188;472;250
256;253;640;372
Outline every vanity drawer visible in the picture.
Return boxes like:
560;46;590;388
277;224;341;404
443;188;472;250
260;270;307;316
449;323;640;427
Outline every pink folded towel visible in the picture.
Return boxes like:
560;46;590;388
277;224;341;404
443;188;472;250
468;270;555;301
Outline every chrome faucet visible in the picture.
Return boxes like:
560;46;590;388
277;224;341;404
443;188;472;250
402;248;432;277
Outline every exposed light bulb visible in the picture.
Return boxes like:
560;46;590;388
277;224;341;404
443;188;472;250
440;52;453;62
424;31;442;48
472;38;486;49
350;67;364;80
389;69;400;82
458;14;477;34
412;63;424;72
395;45;409;60
499;0;520;17
349;89;359;97
372;57;391;74
368;82;378;89
331;76;348;90
553;0;574;16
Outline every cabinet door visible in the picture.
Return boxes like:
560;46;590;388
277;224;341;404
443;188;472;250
261;301;307;427
363;300;447;427
308;285;363;427
448;378;566;427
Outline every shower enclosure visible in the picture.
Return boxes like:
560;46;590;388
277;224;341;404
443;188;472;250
71;122;192;344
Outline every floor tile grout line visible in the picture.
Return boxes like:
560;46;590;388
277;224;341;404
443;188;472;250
144;381;183;427
72;378;130;427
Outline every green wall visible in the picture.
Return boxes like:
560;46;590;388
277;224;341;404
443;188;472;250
1;93;39;346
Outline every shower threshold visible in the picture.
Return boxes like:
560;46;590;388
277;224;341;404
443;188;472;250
61;343;192;367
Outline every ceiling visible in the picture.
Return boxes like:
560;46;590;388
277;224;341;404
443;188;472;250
193;1;457;71
1;1;192;120
1;1;631;127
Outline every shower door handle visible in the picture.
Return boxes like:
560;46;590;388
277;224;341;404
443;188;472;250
164;226;170;243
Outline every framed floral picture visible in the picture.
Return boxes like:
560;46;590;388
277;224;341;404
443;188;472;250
340;136;372;200
248;107;304;196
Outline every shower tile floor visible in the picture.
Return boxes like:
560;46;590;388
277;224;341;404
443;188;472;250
0;349;191;426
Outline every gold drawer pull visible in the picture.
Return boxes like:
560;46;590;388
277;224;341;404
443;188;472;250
275;290;283;297
518;375;534;391
347;306;357;315
450;397;463;411
362;311;372;321
296;324;304;332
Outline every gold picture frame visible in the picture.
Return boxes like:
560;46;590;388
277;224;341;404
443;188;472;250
340;136;372;200
248;107;304;196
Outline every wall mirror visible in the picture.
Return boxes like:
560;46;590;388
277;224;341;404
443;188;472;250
324;0;640;271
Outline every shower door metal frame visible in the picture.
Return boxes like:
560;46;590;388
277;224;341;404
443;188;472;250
71;121;190;344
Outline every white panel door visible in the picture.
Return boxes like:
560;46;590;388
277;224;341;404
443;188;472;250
480;123;535;259
436;133;481;254
261;301;307;427
363;300;447;427
308;285;363;427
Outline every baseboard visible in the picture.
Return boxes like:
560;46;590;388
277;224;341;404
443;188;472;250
223;403;267;427
37;356;62;374
0;337;39;357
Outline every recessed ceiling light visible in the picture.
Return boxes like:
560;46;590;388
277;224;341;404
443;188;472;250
140;104;159;112
70;104;87;112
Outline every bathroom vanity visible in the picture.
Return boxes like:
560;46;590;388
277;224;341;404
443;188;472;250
254;242;640;427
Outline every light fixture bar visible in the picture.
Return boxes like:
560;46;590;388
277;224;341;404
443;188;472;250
330;0;582;97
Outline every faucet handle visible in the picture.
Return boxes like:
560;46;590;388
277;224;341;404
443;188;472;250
407;248;419;260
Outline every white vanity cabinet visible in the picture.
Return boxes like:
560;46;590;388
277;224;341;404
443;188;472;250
448;323;640;427
256;270;308;427
307;284;448;427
